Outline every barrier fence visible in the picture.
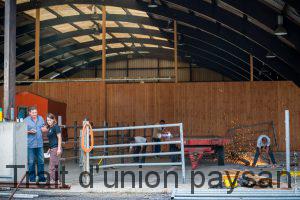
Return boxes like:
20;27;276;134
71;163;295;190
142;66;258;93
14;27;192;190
81;123;186;183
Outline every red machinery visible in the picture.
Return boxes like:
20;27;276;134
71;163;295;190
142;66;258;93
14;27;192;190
184;137;230;170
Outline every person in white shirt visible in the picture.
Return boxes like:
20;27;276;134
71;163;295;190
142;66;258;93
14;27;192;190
129;136;147;163
152;120;166;155
252;135;276;167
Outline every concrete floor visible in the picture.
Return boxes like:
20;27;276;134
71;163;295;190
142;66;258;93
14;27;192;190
2;154;300;199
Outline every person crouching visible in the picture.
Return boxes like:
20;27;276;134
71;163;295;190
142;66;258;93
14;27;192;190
129;136;147;163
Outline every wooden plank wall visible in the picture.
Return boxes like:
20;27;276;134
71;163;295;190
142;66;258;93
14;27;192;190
0;81;299;151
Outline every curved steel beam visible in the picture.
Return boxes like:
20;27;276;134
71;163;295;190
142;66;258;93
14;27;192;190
15;27;163;56
10;14;271;79
14;38;169;73
13;14;158;37
160;0;299;71
34;47;245;80
221;0;300;50
0;0;298;83
14;38;250;80
3;21;255;80
166;0;300;52
0;13;276;79
5;0;299;71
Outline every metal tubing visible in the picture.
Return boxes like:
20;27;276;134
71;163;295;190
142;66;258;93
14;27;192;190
3;0;16;120
74;121;78;163
92;123;182;132
90;151;181;159
93;140;181;149
179;123;186;183
1;77;172;84
121;127;125;163
83;123;186;183
172;189;300;198
93;162;182;169
271;121;279;151
0;193;38;199
173;197;300;200
285;110;290;173
103;121;108;166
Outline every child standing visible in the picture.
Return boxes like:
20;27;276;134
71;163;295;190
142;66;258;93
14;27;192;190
44;113;62;183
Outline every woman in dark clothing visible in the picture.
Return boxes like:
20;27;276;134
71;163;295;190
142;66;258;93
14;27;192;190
44;113;62;183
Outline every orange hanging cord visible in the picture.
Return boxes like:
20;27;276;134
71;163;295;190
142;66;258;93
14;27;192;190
81;122;94;153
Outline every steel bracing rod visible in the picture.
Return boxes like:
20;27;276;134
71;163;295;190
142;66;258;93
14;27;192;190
6;22;254;78
220;0;300;50
2;13;261;75
7;0;298;71
90;152;181;159
1;0;298;63
93;162;182;169
19;40;250;80
0;15;288;81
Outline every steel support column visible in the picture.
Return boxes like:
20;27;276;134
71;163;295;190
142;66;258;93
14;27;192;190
174;20;178;83
35;8;40;80
3;0;16;120
250;54;253;81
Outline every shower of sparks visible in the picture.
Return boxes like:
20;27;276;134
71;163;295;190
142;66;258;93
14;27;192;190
225;121;269;166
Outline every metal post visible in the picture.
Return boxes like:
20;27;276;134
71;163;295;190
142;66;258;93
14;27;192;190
121;124;125;164
116;122;120;162
83;120;90;185
174;20;178;83
151;127;154;153
133;122;136;137
102;5;106;80
271;121;279;151
103;121;107;166
3;0;16;120
144;123;147;138
250;54;254;82
34;8;40;80
102;6;108;123
285;110;290;173
157;58;160;82
179;123;186;183
74;121;78;163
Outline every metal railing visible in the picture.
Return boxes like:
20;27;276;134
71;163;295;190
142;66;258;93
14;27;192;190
81;123;186;183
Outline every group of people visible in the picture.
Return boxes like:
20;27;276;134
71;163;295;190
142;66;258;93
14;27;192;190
129;119;277;167
25;106;62;183
128;119;180;163
25;106;277;181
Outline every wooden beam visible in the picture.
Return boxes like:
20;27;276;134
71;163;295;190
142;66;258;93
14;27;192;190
189;62;192;82
3;0;16;120
157;58;160;83
102;5;107;122
250;54;253;81
102;5;106;80
35;8;40;80
174;20;178;83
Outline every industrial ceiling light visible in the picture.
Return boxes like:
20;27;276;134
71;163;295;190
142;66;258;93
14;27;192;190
266;51;276;59
148;0;158;8
274;15;287;36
